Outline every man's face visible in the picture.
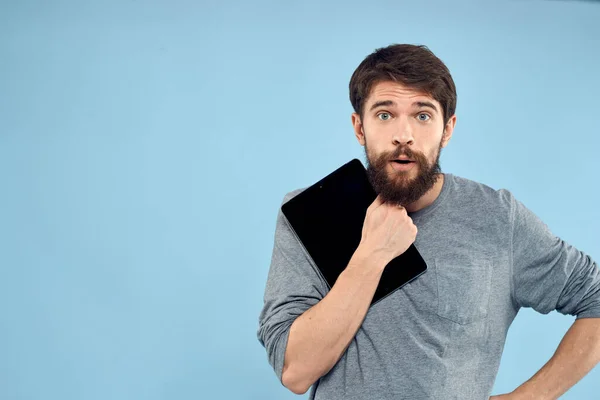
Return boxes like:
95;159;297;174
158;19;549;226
351;81;456;206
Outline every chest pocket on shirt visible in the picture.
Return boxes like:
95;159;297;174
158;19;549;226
434;259;492;325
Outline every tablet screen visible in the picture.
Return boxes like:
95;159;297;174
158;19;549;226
281;158;427;306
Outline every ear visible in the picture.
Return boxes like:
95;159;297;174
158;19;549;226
441;114;457;148
351;113;366;146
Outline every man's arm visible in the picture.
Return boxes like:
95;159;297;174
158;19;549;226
258;193;416;395
492;318;600;400
257;193;385;395
281;247;387;394
500;191;600;398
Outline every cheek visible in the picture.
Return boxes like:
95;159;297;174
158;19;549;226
427;142;442;161
364;139;379;156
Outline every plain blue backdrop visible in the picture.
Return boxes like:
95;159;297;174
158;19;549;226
1;0;599;399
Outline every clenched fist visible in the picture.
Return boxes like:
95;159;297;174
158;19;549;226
358;195;418;268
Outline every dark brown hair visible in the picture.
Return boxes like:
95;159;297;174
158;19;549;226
349;44;457;126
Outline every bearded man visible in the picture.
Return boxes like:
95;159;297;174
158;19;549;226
257;43;600;400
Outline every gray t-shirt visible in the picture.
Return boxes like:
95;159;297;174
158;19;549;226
257;173;600;400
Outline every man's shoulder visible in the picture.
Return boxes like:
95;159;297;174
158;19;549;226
449;173;516;209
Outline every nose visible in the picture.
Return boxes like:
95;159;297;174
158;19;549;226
392;120;414;146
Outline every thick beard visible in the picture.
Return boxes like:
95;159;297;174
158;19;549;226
364;141;443;207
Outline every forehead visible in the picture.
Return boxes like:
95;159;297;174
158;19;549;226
365;81;438;109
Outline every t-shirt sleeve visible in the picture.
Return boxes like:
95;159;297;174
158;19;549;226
256;192;330;384
510;194;600;319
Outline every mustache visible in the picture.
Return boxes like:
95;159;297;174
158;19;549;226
387;146;424;162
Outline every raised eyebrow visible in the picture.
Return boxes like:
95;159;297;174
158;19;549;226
412;101;439;113
369;100;396;112
368;100;438;114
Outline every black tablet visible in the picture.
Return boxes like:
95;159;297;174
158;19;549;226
281;158;428;306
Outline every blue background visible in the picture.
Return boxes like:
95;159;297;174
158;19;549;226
1;0;599;399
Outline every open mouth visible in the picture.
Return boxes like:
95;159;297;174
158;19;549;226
390;159;416;171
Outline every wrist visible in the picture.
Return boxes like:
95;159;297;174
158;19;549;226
510;385;548;400
350;244;390;273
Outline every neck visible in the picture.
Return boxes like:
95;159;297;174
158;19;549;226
404;173;445;213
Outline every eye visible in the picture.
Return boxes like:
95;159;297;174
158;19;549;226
377;112;392;121
417;113;431;122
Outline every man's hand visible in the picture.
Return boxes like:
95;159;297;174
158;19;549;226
359;195;418;264
489;318;600;400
